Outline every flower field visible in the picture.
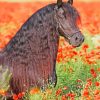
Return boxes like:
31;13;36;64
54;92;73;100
0;1;100;100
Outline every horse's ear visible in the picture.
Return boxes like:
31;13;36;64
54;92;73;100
57;0;63;8
67;0;73;5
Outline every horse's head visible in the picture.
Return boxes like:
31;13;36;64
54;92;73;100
55;0;84;47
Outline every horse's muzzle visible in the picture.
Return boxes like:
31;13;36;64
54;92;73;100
69;32;84;47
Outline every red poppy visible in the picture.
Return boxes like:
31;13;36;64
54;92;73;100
56;88;62;96
13;94;18;100
95;82;100;87
83;90;89;97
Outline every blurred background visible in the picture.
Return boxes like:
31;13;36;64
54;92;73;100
0;0;100;2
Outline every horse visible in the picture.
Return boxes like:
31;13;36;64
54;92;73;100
0;0;84;94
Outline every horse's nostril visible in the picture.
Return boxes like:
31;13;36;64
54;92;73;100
75;37;78;41
75;36;84;42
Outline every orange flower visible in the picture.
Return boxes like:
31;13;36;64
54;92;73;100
90;68;95;74
63;86;68;90
66;93;75;98
77;79;82;83
87;78;92;86
83;90;89;97
94;95;100;100
30;88;40;95
0;89;6;96
62;95;67;100
58;48;63;53
90;68;97;78
97;68;100;72
70;93;75;98
95;82;100;87
72;51;78;56
92;73;97;78
56;88;62;96
13;94;18;100
12;92;24;100
82;44;89;52
87;78;92;82
94;90;100;95
85;95;92;100
18;92;25;99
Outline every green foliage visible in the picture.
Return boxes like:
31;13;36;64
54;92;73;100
0;66;12;91
0;65;12;99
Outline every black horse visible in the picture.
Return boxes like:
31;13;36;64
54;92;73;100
0;0;84;94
